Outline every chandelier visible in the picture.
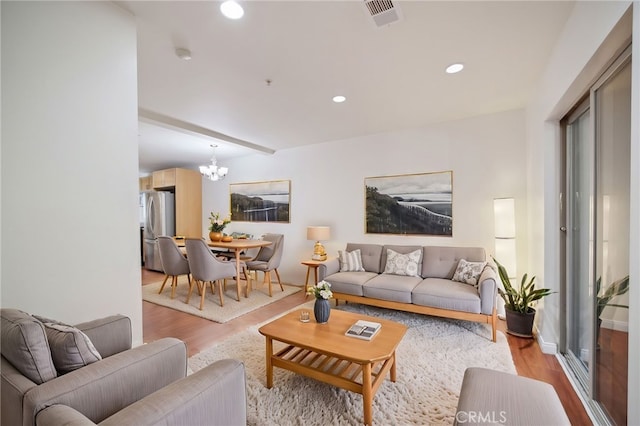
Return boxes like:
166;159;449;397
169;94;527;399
199;144;229;181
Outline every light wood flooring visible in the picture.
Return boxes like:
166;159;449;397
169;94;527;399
142;269;592;425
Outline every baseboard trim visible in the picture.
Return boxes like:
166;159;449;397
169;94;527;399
534;324;558;354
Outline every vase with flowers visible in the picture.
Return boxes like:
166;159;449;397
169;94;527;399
307;280;333;323
208;212;231;242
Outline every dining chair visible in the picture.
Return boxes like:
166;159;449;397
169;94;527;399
157;236;191;299
245;233;284;297
185;238;250;309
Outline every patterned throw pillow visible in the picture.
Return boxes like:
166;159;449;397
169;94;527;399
338;249;365;272
452;259;487;286
383;248;422;277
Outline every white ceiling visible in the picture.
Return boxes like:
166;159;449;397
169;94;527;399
120;1;576;173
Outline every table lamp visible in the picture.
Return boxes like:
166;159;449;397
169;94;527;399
307;226;330;261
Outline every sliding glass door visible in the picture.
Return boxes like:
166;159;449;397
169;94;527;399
562;48;631;425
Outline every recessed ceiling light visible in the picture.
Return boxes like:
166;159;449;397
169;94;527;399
446;63;464;74
175;48;192;61
220;1;244;19
332;95;346;103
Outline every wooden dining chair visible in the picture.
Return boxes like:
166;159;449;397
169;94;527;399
157;236;191;299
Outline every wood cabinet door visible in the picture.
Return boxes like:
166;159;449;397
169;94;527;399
152;168;176;189
139;176;152;191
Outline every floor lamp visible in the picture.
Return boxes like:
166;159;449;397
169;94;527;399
494;198;516;320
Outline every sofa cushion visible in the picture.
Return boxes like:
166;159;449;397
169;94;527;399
345;243;384;273
383;248;422;277
338;249;365;272
0;309;57;384
323;271;379;296
412;278;481;314
363;274;422;303
39;322;102;374
452;259;487;287
422;246;486;279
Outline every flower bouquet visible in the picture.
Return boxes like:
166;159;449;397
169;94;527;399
208;212;231;233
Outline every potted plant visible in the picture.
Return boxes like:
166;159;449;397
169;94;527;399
596;275;629;346
493;257;554;338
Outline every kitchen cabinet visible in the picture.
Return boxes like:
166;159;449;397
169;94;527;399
151;168;202;238
139;176;152;191
152;169;176;189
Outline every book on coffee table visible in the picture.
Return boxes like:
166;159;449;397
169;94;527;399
345;320;382;341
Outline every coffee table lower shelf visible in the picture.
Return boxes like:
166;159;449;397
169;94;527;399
266;341;397;425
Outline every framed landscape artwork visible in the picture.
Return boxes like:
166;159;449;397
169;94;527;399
365;171;453;236
230;180;291;223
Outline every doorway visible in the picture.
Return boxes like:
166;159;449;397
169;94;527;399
561;47;631;425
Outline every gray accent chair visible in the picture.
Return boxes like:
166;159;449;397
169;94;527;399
1;309;247;426
185;238;250;307
455;367;570;425
245;233;285;297
157;235;191;299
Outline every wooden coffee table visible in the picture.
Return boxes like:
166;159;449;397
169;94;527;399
258;308;407;425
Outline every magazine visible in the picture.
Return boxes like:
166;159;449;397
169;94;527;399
345;320;382;341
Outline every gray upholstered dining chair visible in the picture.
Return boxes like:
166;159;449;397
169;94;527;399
245;233;284;297
157;236;191;299
185;238;251;309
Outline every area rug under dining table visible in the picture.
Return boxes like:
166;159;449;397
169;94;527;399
141;276;301;323
189;303;517;425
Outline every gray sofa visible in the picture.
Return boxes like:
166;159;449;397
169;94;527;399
319;244;499;341
1;309;246;426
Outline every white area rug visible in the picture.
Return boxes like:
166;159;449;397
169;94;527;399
189;303;516;425
141;276;301;323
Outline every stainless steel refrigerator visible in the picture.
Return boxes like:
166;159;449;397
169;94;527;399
143;191;175;272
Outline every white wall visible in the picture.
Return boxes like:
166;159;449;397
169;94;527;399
1;2;143;343
525;0;638;420
202;109;529;285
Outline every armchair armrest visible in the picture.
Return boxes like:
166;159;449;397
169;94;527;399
75;315;131;358
25;337;187;425
318;258;340;281
101;359;246;426
478;266;498;315
36;360;247;426
36;405;94;426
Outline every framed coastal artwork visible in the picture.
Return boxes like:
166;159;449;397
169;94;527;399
365;171;453;236
229;180;291;223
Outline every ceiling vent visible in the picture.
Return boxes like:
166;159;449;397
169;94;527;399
363;0;402;28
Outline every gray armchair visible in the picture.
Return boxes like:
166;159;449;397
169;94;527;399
1;309;247;426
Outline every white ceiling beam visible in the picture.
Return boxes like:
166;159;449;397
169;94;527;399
138;108;275;155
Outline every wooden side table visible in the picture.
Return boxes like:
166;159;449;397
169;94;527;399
301;259;327;288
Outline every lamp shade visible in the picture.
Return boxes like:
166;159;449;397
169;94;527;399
307;226;330;241
494;198;516;279
494;198;516;238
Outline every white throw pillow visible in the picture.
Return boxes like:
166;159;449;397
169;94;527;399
452;259;487;287
338;249;365;272
383;248;422;277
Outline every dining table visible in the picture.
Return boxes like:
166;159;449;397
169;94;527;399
175;237;272;299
